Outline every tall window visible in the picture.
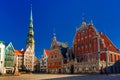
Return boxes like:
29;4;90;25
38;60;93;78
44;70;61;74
110;54;112;62
114;54;116;62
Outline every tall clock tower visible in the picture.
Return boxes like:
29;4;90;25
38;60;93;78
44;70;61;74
26;6;35;53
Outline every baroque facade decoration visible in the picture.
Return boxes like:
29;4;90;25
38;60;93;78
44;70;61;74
47;34;69;73
73;21;120;73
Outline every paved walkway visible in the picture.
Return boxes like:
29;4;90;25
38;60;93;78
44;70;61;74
0;74;120;80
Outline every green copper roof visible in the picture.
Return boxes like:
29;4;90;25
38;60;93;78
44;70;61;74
30;5;33;21
29;5;34;35
26;5;34;46
29;29;34;35
0;40;5;44
29;4;33;28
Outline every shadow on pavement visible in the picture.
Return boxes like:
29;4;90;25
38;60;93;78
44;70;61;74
43;74;120;80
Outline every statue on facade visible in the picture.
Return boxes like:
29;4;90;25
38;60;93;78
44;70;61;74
14;63;20;76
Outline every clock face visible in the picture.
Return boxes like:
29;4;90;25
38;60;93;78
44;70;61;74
82;29;86;34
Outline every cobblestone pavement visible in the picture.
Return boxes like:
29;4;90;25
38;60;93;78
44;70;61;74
0;74;120;80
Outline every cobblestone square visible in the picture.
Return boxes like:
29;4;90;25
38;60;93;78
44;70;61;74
0;74;120;80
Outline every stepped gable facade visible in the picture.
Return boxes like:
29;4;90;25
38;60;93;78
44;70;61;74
73;21;120;73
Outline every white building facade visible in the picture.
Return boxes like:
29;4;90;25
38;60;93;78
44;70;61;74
0;41;5;74
23;47;34;71
40;49;49;73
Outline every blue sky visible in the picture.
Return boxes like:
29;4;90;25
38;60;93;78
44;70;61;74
0;0;120;58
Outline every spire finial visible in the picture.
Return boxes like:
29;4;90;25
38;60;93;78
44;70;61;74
53;32;56;37
29;4;33;28
90;20;93;25
53;28;57;41
53;28;56;37
30;4;33;21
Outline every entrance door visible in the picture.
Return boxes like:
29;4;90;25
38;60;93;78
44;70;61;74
70;65;74;74
6;70;12;74
59;69;61;73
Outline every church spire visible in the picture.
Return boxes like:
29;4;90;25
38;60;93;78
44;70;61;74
26;4;35;53
30;4;33;22
30;4;33;28
28;4;34;36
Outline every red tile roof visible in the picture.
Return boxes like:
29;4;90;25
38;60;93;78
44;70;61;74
44;49;50;56
14;50;25;55
99;33;119;52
